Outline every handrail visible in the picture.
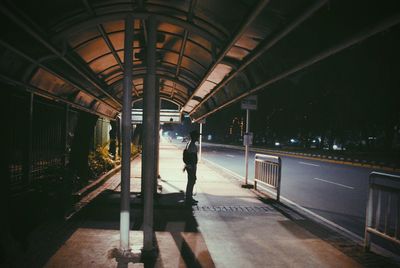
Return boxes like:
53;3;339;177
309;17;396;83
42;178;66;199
254;154;282;201
364;171;400;251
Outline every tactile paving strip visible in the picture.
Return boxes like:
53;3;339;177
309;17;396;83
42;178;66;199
193;205;277;215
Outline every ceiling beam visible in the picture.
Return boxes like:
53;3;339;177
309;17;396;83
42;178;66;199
0;3;122;108
132;83;187;106
0;73;116;119
189;0;328;116
170;82;176;99
137;0;148;47
131;95;185;108
192;12;400;122
98;24;124;70
92;46;208;75
95;23;146;96
52;12;222;49
112;72;193;94
130;65;197;88
176;0;197;78
183;0;270;111
0;39;118;112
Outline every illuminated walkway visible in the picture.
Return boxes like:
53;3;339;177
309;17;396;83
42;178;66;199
18;139;397;267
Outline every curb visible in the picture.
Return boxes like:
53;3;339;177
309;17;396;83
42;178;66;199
73;165;122;199
73;154;139;200
203;142;400;173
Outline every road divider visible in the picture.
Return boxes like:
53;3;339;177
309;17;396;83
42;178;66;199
203;142;400;173
254;154;282;201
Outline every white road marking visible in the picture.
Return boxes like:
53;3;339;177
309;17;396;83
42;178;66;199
299;161;320;167
202;158;244;181
313;177;354;189
226;154;235;158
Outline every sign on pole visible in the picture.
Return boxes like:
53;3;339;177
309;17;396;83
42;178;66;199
241;95;257;110
243;132;253;146
132;109;181;124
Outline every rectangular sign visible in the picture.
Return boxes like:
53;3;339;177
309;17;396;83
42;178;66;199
241;95;257;110
131;109;181;124
243;132;253;146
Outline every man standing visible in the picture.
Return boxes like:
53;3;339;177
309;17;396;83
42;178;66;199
184;130;199;205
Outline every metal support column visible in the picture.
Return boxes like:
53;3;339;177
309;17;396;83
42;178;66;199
142;15;157;253
154;78;160;194
243;109;252;188
120;14;134;251
199;123;203;162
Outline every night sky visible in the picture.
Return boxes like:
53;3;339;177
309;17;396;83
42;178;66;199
205;24;400;152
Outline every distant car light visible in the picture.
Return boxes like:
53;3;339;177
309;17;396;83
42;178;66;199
275;142;280;146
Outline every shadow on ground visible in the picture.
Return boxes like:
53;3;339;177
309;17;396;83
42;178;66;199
22;190;214;268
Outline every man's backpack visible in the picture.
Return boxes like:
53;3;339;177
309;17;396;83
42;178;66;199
183;143;191;164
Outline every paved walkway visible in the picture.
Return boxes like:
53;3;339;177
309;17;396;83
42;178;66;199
24;139;399;267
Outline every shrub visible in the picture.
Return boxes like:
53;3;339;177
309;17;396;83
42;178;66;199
88;143;140;179
88;143;116;178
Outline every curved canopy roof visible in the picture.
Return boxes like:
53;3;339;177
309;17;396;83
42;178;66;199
0;0;399;120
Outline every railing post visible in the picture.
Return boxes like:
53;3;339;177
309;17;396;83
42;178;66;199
120;13;133;252
277;158;282;202
364;183;374;251
364;172;400;251
23;92;33;187
63;104;69;167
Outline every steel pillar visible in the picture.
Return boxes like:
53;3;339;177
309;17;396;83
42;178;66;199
244;109;250;185
120;14;134;251
154;78;160;194
142;15;158;253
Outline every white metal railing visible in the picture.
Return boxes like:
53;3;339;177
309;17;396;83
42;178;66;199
364;171;400;251
254;154;282;201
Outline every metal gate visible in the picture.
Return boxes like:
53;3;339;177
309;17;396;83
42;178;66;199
364;172;400;251
254;154;282;201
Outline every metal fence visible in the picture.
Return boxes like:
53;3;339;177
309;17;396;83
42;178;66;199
8;92;78;192
254;153;282;201
364;171;400;251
